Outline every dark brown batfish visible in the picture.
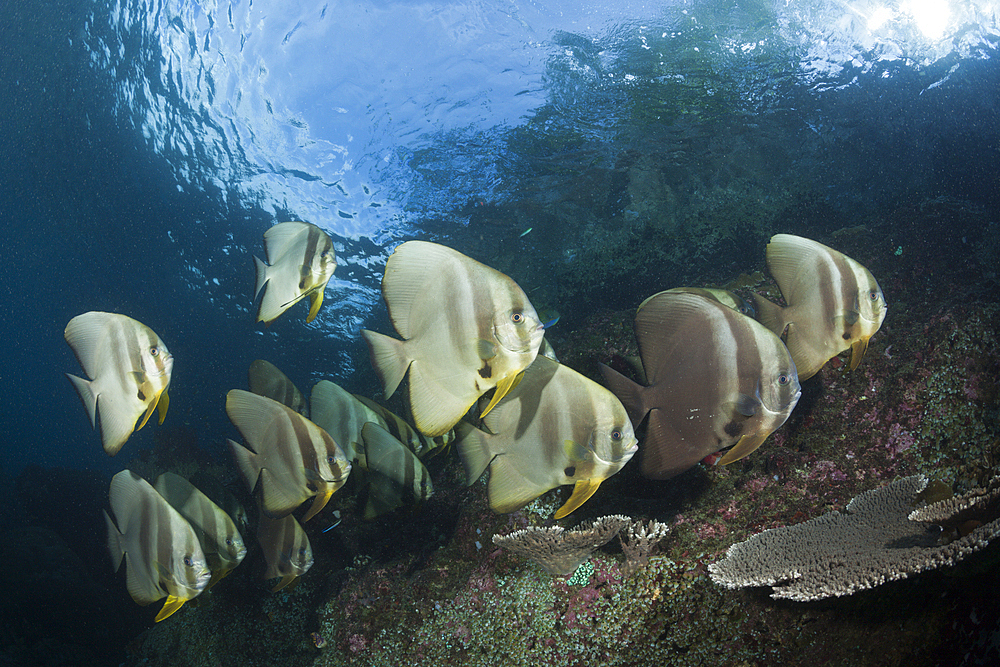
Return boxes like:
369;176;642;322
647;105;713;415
600;291;801;479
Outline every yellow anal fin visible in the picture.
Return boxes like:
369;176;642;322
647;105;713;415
154;594;190;622
849;337;870;371
717;431;770;466
302;487;333;523
156;389;170;425
554;478;603;520
306;289;324;323
480;372;523;419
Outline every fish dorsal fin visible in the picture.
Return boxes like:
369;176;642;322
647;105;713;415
634;292;714;384
108;470;145;533
63;311;112;380
381;241;464;339
486;454;546;513
764;234;826;305
262;222;308;263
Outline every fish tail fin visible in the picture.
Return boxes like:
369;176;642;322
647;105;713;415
752;294;787;338
361;329;410;399
227;438;262;494
454;421;494;486
597;363;648;427
104;510;125;572
253;255;270;302
66;373;98;429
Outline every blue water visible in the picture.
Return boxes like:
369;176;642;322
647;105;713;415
2;0;998;479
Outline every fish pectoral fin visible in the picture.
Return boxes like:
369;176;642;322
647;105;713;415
733;393;759;417
306;288;325;323
836;309;861;327
717;431;770;466
302;487;333;523
480;372;523;419
154;594;190;623
849;337;870;371
563;439;592;461
554;478;603;520
476;338;498;361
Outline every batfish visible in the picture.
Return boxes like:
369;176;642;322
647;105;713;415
359;422;434;519
65;311;173;456
256;510;313;592
226;390;351;522
248;359;309;417
104;470;210;622
458;356;638;519
753;234;887;380
362;241;544;437
154;472;247;584
600;291;801;480
253;221;336;325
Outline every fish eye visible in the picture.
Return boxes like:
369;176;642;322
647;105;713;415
511;312;524;324
183;556;193;567
611;430;623;441
778;374;790;385
869;289;880;301
327;455;337;464
150;347;159;357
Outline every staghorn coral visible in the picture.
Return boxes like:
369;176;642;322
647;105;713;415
708;475;1000;601
492;515;630;576
619;518;671;576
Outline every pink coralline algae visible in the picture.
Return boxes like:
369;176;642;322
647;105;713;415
887;423;917;457
347;633;368;654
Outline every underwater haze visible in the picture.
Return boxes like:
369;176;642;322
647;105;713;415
2;0;1000;666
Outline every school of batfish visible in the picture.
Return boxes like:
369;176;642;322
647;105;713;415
64;224;886;621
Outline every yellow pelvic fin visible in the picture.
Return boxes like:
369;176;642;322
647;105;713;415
306;289;324;323
480;371;523;419
136;387;158;431
849;337;869;371
154;594;189;623
156;389;170;425
717;431;770;466
272;574;298;592
554;478;603;520
302;487;333;523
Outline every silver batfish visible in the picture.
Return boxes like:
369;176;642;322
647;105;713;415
154;472;247;584
248;359;309;417
362;241;544;437
753;234;887;380
253;221;336;325
104;470;210;622
226;390;351;522
458;355;638;519
65;311;173;456
256;509;313;592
